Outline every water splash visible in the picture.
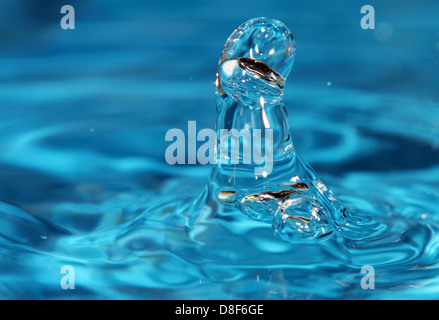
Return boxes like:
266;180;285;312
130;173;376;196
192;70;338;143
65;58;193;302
190;17;346;243
1;14;439;300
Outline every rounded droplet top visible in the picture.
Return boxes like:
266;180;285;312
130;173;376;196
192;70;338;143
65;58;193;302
219;17;296;80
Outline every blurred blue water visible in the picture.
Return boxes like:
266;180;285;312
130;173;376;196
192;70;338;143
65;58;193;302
0;0;438;299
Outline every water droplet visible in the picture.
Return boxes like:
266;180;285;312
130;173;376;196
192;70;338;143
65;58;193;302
375;23;393;42
190;17;349;244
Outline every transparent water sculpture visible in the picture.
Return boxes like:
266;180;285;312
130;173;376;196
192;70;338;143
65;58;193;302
189;17;347;243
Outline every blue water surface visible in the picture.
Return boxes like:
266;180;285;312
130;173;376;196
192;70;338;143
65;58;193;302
0;0;439;299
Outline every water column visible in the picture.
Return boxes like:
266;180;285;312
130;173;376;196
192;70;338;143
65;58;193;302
190;18;346;243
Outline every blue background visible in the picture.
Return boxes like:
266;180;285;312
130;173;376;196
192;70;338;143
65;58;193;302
0;0;438;299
